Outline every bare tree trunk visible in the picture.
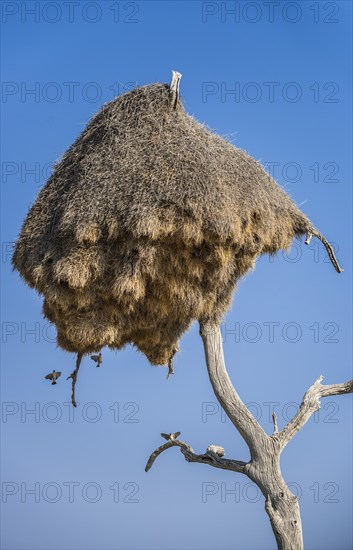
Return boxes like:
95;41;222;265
146;320;352;550
200;320;303;549
248;455;303;549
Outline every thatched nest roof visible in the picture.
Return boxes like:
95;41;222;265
13;71;341;370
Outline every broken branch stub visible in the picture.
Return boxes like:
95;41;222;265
169;70;182;109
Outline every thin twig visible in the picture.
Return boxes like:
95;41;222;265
167;357;174;379
306;230;343;273
166;347;177;379
66;352;83;407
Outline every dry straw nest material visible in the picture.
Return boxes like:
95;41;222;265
13;72;341;369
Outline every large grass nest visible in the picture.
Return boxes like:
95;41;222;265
13;72;341;369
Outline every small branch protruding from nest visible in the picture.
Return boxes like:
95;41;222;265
278;375;353;449
145;433;247;474
166;347;177;379
66;352;83;407
272;412;279;434
169;70;182;109
306;230;343;273
167;357;174;379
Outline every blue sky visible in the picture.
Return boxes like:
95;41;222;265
1;1;352;549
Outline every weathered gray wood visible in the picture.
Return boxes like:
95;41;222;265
200;321;304;549
146;320;352;550
200;321;269;460
306;229;343;273
278;376;353;450
66;352;83;408
145;434;246;474
169;70;182;109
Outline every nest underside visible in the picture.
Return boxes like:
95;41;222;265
13;83;313;365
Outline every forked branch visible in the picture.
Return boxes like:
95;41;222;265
278;375;353;449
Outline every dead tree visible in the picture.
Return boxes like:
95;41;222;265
146;320;352;549
12;68;351;548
